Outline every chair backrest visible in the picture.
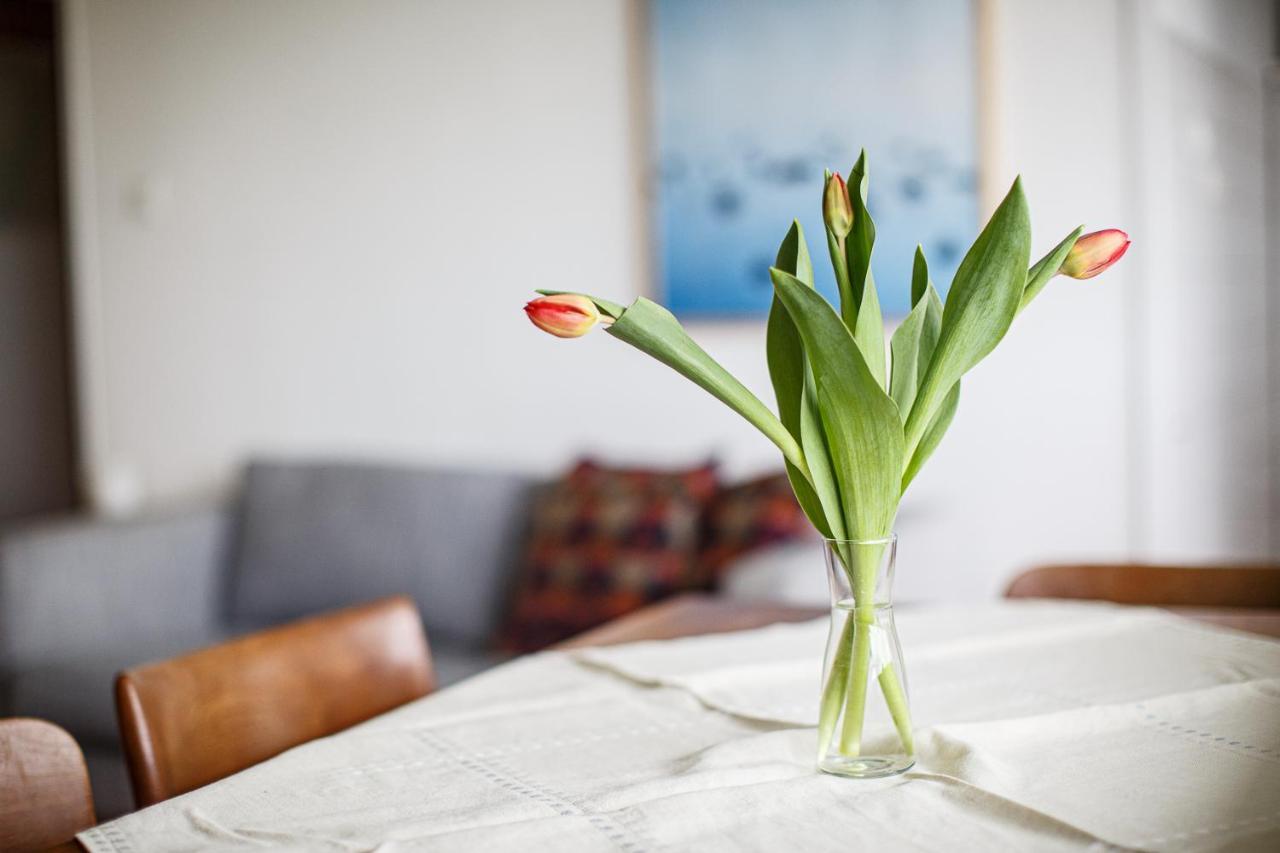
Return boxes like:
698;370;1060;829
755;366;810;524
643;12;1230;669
116;595;434;808
0;718;96;852
1005;563;1280;607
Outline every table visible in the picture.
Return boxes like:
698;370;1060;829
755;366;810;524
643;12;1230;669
555;594;823;649
80;598;1280;852
555;594;1280;647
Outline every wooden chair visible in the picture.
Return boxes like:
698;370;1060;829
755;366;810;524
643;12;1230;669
116;595;434;808
1006;562;1280;636
0;718;96;852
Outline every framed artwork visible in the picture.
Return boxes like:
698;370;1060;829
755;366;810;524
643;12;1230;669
650;0;980;318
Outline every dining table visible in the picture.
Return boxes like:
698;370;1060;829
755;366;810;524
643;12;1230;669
77;595;1280;852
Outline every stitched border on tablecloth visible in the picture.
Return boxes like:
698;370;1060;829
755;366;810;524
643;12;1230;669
1134;702;1279;762
341;718;705;773
414;728;653;853
328;702;743;780
79;823;134;853
1126;810;1280;848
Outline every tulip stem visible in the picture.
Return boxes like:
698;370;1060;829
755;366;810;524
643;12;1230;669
837;548;876;755
821;541;914;762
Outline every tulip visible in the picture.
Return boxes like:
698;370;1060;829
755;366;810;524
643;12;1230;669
1059;229;1130;279
823;171;853;239
524;294;600;338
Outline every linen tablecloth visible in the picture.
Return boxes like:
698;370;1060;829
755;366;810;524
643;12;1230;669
80;601;1280;852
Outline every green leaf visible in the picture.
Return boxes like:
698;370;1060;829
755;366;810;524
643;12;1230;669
889;307;927;419
919;285;943;380
852;272;887;390
889;258;929;419
904;177;1032;462
910;243;929;305
889;248;943;422
842;152;886;388
797;377;845;541
766;222;837;538
902;381;960;493
765;227;810;442
776;219;814;289
771;268;903;539
845;151;874;311
586;297;809;477
1018;226;1084;312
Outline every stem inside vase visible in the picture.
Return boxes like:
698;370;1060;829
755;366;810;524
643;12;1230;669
817;536;915;778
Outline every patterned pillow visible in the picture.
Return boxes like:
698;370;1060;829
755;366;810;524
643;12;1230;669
697;472;817;585
498;460;718;652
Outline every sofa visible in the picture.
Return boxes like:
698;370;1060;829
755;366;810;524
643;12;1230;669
0;459;538;817
0;457;815;817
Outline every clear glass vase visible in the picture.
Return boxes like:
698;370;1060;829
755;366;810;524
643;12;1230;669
817;535;915;778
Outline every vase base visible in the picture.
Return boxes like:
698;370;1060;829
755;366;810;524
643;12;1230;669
818;754;915;779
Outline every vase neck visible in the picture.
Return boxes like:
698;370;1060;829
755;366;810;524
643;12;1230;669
823;537;896;606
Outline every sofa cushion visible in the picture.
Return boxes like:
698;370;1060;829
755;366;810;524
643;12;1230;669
228;460;536;646
718;541;828;607
498;460;718;652
1;660;134;745
1;628;229;746
83;745;135;820
697;471;817;585
430;643;510;688
0;507;231;669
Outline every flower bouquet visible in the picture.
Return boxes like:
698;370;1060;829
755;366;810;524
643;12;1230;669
524;152;1128;777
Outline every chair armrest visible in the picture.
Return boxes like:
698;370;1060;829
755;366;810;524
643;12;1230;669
0;507;232;669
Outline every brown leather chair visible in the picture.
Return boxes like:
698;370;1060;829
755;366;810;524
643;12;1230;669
1006;562;1280;636
116;595;435;808
1;718;96;852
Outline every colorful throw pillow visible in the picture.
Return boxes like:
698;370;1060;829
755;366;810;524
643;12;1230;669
499;460;718;652
697;472;817;585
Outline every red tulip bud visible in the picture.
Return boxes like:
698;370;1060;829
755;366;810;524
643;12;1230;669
823;171;853;239
524;294;600;338
1059;229;1130;279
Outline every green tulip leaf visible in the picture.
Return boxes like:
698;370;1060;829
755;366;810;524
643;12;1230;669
844;152;886;388
890;307;927;420
845;150;874;310
890;247;931;417
889;247;941;422
910;243;929;305
1018;226;1084;312
771;268;903;539
797;377;845;540
904;177;1031;463
902;381;960;493
766;222;839;539
852;273;887;391
919;284;944;381
604;298;807;475
540;291;809;479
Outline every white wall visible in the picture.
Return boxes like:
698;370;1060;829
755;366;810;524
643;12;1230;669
1128;0;1276;562
895;0;1136;599
62;0;1277;599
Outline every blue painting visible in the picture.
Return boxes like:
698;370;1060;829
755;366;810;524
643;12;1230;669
651;0;978;317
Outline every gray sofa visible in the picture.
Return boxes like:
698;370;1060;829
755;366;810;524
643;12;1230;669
0;459;536;817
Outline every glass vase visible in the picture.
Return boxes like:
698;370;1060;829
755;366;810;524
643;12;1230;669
817;535;915;778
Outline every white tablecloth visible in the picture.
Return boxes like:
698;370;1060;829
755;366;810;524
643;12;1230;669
80;601;1280;852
